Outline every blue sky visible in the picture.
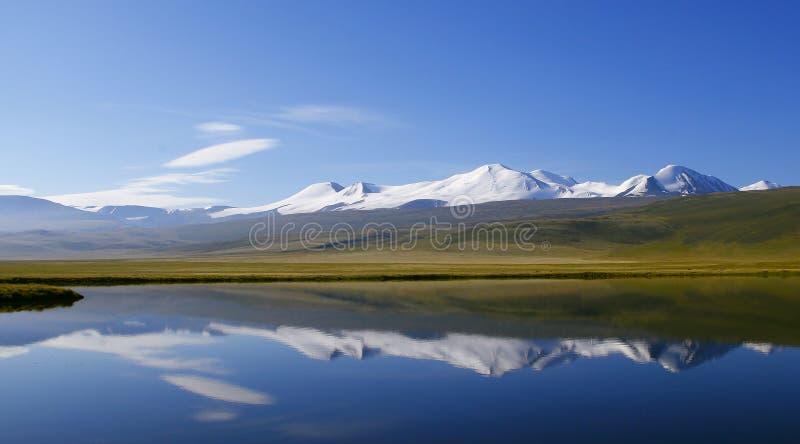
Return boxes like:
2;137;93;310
1;0;798;208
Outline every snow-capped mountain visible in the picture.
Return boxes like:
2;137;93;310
529;169;578;187
740;180;781;191
0;163;784;231
214;164;567;218
214;163;744;218
653;164;739;195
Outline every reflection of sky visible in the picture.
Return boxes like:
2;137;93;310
28;327;273;412
0;307;797;443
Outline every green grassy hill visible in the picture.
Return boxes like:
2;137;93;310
576;186;800;259
212;186;799;261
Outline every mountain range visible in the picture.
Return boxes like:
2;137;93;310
0;163;783;231
211;163;753;218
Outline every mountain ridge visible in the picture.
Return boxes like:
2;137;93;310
1;163;784;230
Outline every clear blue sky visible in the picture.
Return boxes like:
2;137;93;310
1;0;798;207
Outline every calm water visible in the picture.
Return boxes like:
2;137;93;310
1;280;799;443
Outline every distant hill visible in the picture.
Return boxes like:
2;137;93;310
0;196;118;232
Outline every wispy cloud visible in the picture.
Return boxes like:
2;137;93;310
165;138;278;168
277;104;390;126
45;169;234;209
226;104;397;139
195;121;242;135
0;185;35;196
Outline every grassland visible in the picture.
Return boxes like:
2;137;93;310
0;258;796;286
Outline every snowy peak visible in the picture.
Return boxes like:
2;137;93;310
616;175;669;197
741;180;781;191
437;163;555;199
295;181;345;197
654;165;738;195
530;169;578;187
340;182;381;197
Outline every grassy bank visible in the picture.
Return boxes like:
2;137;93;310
0;284;84;312
0;259;798;286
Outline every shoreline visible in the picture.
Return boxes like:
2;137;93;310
2;269;798;287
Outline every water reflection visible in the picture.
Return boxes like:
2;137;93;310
1;283;798;443
39;328;222;373
208;322;748;375
1;315;777;378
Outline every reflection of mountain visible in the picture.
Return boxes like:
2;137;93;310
0;317;770;377
209;323;739;376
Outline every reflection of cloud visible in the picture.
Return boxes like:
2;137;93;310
209;323;748;376
193;409;238;422
743;342;780;354
0;346;29;359
163;374;273;405
123;320;146;327
38;329;222;373
31;326;272;412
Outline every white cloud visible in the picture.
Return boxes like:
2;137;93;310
162;374;273;405
0;185;35;196
44;169;234;209
195;121;242;134
277;105;389;126
164;138;277;168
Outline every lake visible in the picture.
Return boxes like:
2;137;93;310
1;279;799;443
